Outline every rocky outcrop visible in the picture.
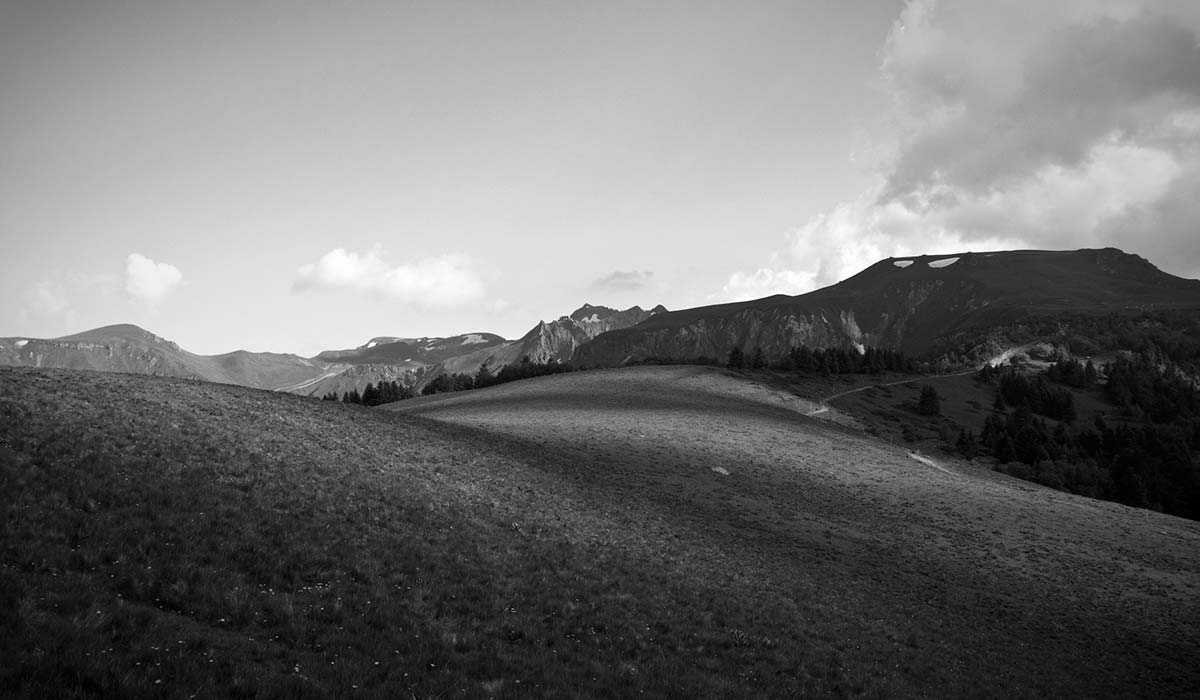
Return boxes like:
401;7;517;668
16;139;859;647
437;304;667;377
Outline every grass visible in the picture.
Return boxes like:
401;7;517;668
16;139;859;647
3;366;1199;698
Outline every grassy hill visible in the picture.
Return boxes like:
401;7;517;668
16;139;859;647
2;366;1198;698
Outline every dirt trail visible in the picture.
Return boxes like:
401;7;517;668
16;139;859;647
805;368;978;416
273;366;348;392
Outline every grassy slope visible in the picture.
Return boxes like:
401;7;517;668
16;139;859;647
392;367;1200;698
1;367;1198;699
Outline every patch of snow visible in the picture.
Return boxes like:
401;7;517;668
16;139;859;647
853;342;865;355
15;339;28;348
366;341;378;349
460;334;489;345
711;466;730;476
893;260;914;268
581;313;601;323
928;257;960;268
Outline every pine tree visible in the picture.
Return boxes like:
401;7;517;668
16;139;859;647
956;429;974;460
996;435;1017;464
475;362;495;388
727;347;745;369
917;385;941;416
751;347;766;370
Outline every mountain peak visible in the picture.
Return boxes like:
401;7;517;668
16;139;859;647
57;324;173;346
569;304;618;322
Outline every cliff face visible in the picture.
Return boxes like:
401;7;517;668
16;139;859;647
515;304;668;364
574;305;893;365
574;249;1200;366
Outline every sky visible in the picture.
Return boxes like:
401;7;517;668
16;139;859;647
3;0;1199;356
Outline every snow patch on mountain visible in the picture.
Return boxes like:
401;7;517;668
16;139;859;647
14;339;28;348
928;257;960;268
893;260;914;268
460;334;489;345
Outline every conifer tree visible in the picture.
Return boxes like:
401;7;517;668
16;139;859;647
751;347;766;370
917;385;941;416
727;347;745;369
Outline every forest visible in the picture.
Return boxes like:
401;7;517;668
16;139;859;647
965;355;1199;519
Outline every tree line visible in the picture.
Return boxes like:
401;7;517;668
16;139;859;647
321;379;414;406
726;344;916;375
957;355;1199;519
422;356;576;396
323;356;578;404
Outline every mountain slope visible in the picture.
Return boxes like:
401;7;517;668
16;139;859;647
575;248;1200;367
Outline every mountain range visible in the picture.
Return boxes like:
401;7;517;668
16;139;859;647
4;248;1199;393
0;303;667;396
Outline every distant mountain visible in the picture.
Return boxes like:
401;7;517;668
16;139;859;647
436;304;668;380
314;333;507;366
574;248;1200;367
0;324;326;390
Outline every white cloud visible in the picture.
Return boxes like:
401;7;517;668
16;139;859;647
718;265;815;302
293;248;487;308
719;0;1200;299
124;253;183;305
592;270;654;292
25;280;70;317
20;280;76;332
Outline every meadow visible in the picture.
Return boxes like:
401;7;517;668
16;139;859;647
2;365;1198;698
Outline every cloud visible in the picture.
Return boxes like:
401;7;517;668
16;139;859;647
719;0;1200;300
20;280;76;332
25;280;70;317
293;248;486;308
124;253;183;305
719;267;814;303
592;270;654;291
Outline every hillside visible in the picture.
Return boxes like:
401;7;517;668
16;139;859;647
575;248;1200;367
5;366;1197;697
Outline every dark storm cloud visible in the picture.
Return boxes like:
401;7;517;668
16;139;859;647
885;11;1200;201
